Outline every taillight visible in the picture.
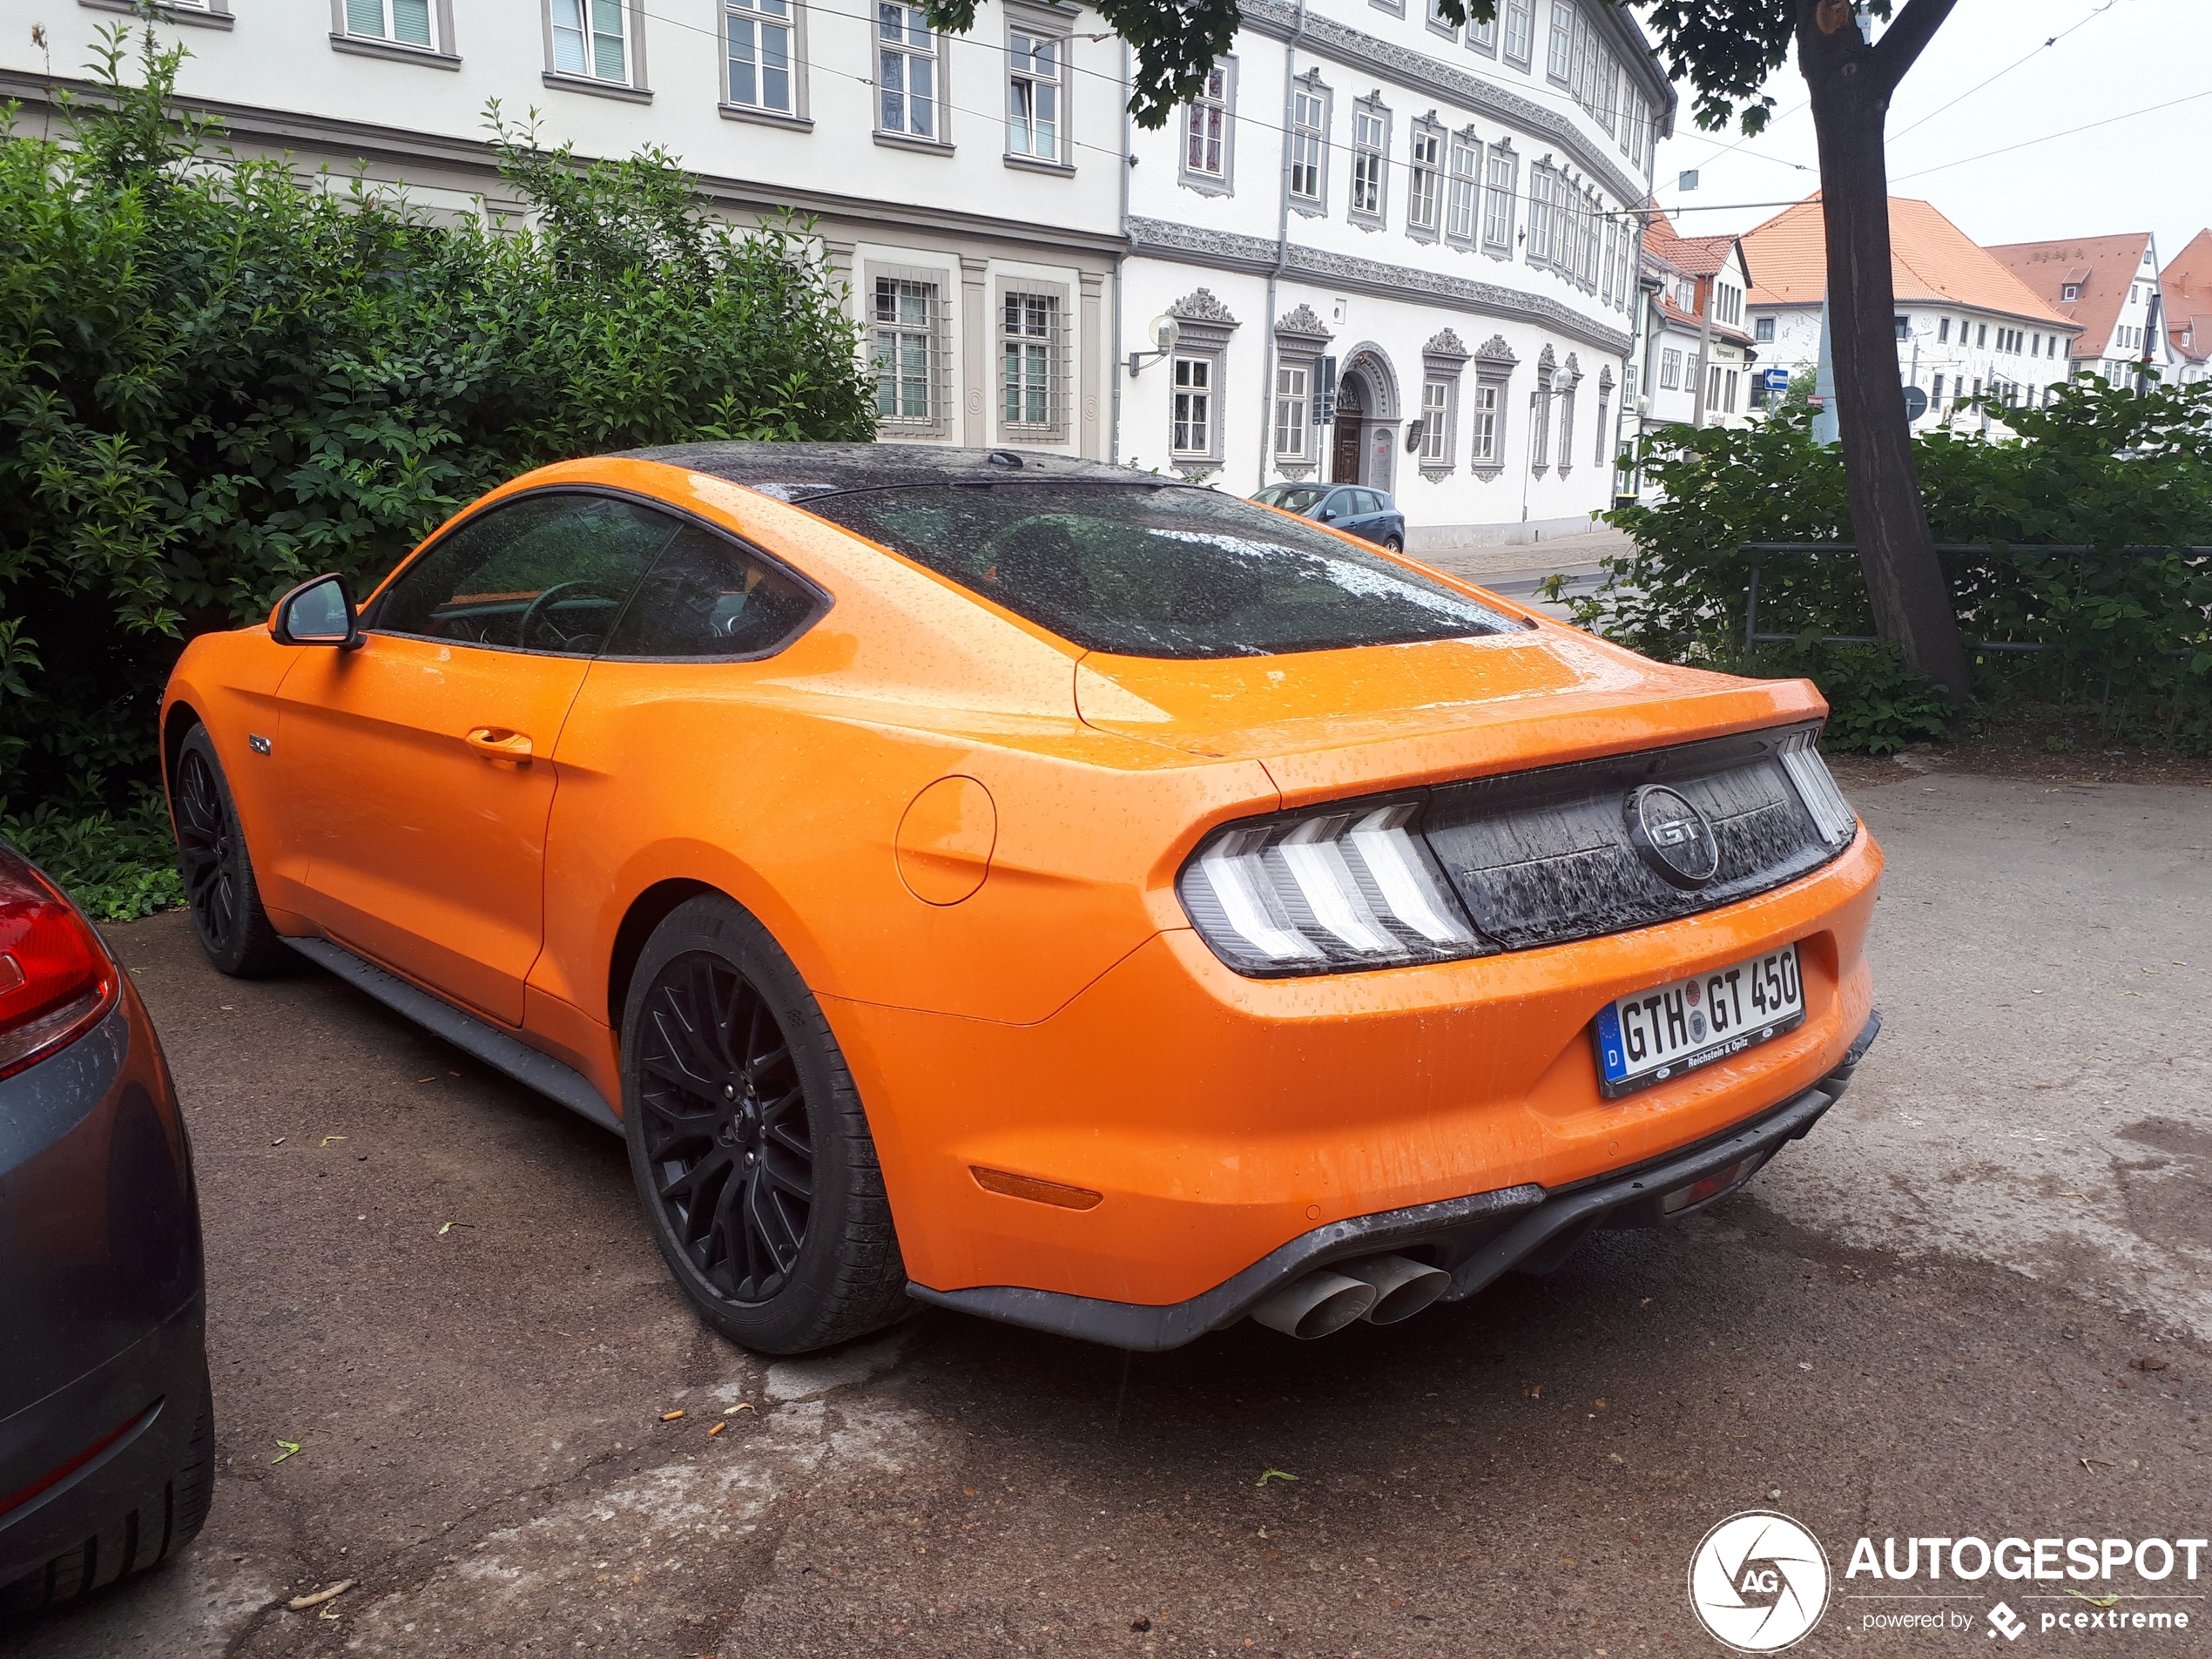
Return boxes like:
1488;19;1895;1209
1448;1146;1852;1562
0;845;118;1080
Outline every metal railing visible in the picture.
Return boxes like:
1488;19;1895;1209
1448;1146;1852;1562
1737;542;2212;656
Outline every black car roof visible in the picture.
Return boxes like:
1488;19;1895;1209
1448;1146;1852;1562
614;442;1165;503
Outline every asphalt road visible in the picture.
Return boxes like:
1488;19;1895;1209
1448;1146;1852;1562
8;764;2209;1659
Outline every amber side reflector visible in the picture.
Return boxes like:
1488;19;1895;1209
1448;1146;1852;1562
970;1166;1103;1211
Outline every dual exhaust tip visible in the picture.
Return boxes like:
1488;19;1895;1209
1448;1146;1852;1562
1247;1254;1450;1340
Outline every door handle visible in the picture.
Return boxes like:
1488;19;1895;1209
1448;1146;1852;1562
465;727;534;764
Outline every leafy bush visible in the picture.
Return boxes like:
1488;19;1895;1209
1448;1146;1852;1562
1;26;873;825
2;790;185;921
1578;381;2212;749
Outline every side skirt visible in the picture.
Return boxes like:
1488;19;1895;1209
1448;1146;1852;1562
284;939;622;1136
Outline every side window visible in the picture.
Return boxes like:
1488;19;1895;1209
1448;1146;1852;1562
374;494;676;655
601;523;820;659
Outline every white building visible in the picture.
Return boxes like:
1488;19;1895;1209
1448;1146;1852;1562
1741;195;2080;430
1118;0;1673;550
4;0;1130;457
1988;232;2178;388
3;0;1672;541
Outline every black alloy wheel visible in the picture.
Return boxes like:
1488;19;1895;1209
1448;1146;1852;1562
175;747;238;952
620;894;907;1354
636;955;813;1303
172;726;288;977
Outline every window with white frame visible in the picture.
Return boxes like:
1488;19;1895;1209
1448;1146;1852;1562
1577;189;1600;285
1446;132;1480;245
1184;64;1231;185
877;3;938;138
1546;0;1573;81
1468;382;1500;464
1351;104;1388;223
1171;357;1213;456
1527;166;1555;264
552;0;627;79
873;277;941;426
1659;347;1682;389
1755;316;1775;342
1467;13;1496;51
1289;83;1326;206
1420;379;1450;462
1007;29;1061;160
1470;339;1515;475
1407;125;1442;237
1275;363;1309;460
725;0;792;111
1001;291;1059;434
1502;0;1534;65
347;0;435;48
1424;0;1456;37
1555;376;1575;474
1483;145;1515;249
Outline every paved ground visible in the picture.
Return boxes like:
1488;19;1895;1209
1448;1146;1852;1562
9;764;2209;1658
1420;526;1631;622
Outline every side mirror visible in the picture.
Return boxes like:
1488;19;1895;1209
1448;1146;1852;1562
271;573;361;650
1316;504;1339;521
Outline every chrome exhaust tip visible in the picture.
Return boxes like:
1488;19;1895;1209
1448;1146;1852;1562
1339;1254;1452;1325
1247;1270;1378;1339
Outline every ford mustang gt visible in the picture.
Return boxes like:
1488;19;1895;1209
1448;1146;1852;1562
160;443;1880;1354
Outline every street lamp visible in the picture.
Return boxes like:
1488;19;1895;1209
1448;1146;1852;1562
1127;314;1180;376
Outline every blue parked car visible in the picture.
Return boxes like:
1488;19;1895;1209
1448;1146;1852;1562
1250;483;1406;552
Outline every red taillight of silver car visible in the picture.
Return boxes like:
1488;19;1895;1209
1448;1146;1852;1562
0;846;118;1081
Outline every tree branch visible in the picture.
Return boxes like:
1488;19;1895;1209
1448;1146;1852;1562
1868;0;1958;95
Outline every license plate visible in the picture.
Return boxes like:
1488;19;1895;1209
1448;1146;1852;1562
1592;944;1804;1098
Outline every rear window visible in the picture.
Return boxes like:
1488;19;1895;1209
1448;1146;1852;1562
798;482;1520;659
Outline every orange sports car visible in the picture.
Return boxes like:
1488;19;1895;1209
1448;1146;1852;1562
160;443;1880;1354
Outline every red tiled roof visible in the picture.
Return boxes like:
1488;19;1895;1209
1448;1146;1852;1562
2161;228;2212;364
1986;232;2154;359
1743;194;2077;335
1642;208;1750;286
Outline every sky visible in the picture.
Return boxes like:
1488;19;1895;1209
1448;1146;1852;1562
1648;0;2211;271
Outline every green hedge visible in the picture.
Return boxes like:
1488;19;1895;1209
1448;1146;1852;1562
1;26;874;825
1571;378;2212;752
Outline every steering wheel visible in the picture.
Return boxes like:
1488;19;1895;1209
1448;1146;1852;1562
517;579;632;651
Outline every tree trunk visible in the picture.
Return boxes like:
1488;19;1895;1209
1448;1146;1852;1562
1795;0;1973;705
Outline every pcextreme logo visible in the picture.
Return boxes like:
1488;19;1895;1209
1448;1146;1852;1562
1689;1511;1831;1652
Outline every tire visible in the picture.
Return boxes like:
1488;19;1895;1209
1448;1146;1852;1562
620;894;908;1355
1382;536;1404;554
0;1370;215;1616
172;726;289;978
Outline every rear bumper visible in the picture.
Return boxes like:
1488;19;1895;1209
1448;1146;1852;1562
836;826;1881;1308
0;982;210;1588
0;1298;209;1587
911;1013;1879;1350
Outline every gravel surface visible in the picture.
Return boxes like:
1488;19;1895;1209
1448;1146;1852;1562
10;771;2209;1658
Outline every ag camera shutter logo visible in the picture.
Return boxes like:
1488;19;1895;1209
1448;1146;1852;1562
1689;1511;1831;1651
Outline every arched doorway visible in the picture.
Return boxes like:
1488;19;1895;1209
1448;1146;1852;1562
1329;347;1400;491
1332;375;1364;483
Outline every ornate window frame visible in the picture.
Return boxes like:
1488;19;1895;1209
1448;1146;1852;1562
1180;57;1238;197
1271;303;1336;480
1469;334;1517;479
1481;138;1517;259
1165;288;1239;476
1529;343;1557;475
1287;70;1332;219
1417;329;1469;482
1349;94;1392;231
1556;351;1580;476
1405;112;1447;245
1443;125;1482;252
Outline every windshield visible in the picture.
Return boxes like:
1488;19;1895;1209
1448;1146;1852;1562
799;482;1519;659
1252;485;1331;514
